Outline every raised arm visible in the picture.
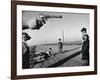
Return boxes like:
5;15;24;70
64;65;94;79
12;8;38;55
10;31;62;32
22;14;62;30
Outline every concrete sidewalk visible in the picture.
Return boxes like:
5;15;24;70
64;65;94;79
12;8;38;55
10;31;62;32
59;52;83;67
32;47;84;68
48;47;83;67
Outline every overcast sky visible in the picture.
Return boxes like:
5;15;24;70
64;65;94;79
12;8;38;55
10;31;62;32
22;11;89;46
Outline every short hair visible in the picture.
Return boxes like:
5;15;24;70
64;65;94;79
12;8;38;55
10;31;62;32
22;32;31;40
81;28;87;32
59;38;61;40
49;48;52;50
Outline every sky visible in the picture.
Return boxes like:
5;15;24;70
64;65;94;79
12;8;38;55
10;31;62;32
22;11;89;46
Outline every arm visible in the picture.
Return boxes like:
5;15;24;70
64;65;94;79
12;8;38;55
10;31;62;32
22;43;27;55
22;15;62;30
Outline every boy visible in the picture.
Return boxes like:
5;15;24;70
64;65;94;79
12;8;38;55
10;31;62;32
44;48;53;60
81;28;89;65
22;32;31;69
58;38;63;53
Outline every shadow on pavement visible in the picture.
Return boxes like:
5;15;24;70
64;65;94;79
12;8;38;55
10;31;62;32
48;50;82;67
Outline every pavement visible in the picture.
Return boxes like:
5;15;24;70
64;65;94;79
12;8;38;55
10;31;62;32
32;47;84;68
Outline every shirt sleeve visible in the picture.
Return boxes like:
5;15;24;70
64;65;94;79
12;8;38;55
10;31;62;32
22;43;27;55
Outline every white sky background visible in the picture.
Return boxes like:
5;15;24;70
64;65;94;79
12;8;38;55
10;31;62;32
22;11;89;46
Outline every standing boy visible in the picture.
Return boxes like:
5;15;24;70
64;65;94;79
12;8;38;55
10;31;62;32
58;38;63;53
81;28;89;65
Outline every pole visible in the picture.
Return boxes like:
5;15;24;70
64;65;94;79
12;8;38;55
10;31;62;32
62;26;64;44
